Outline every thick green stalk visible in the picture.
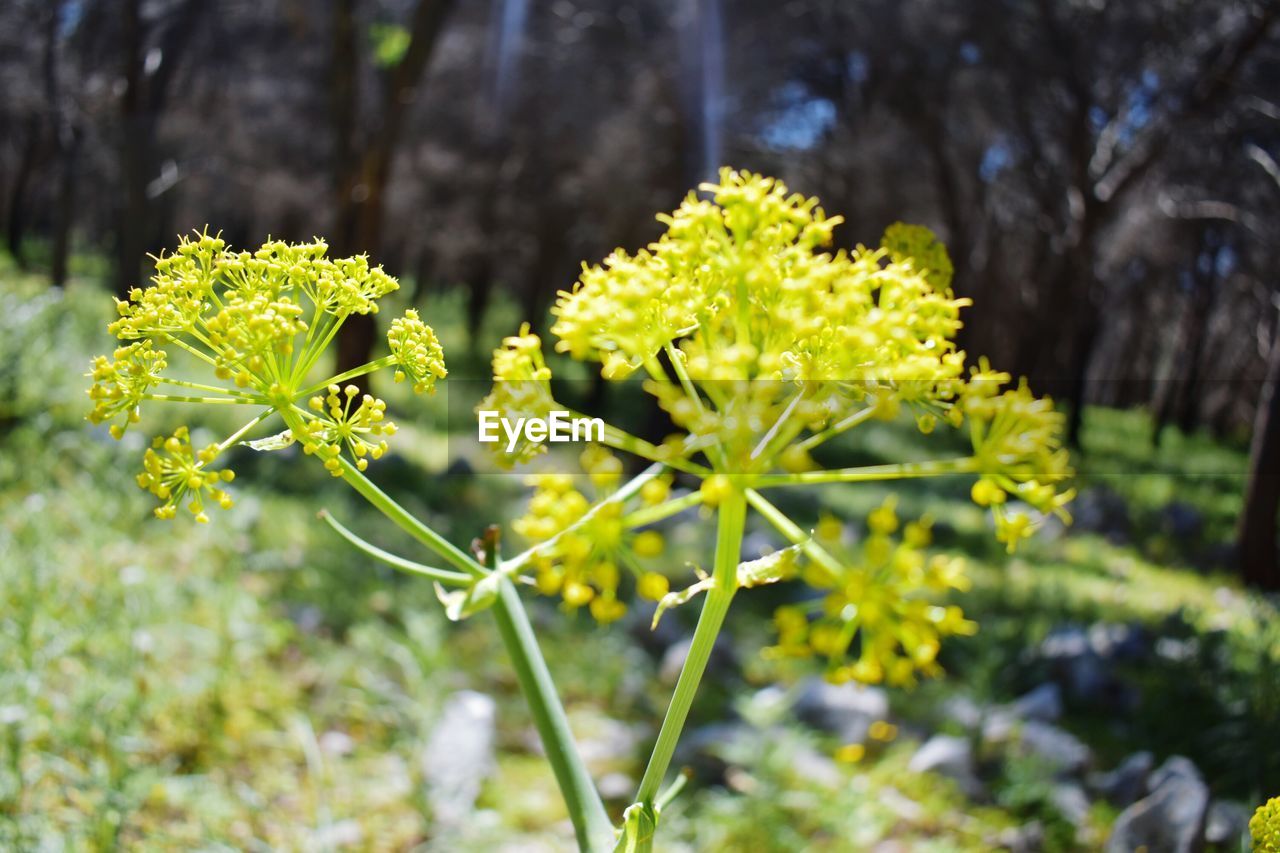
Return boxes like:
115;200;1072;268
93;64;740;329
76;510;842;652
634;487;747;807
490;578;615;852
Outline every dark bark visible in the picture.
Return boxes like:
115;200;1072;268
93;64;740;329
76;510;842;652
46;0;75;288
463;149;508;358
1174;250;1220;436
466;262;496;361
114;0;148;294
1064;316;1100;448
5;119;38;268
7;0;66;272
330;0;459;379
1153;235;1220;445
50;126;80;288
1239;326;1280;590
521;212;567;338
113;0;207;295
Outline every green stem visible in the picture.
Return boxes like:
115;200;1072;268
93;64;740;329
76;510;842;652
745;488;843;577
157;377;261;398
161;332;220;369
141;393;260;405
655;770;691;810
330;456;482;578
792;405;876;453
662;341;729;471
285;403;476;576
585;419;713;478
662;342;701;411
297;355;395;399
753;456;979;487
317;510;472;586
634;486;747;807
491;578;615;852
215;408;277;455
622;491;703;529
750;387;804;462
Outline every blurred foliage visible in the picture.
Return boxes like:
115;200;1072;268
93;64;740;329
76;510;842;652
369;24;411;68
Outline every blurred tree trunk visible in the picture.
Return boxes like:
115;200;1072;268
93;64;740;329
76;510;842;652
1174;246;1221;436
1152;232;1220;444
50;126;80;288
465;174;500;359
115;0;149;295
5;120;38;269
330;0;457;380
7;0;69;275
46;0;77;288
113;0;205;296
1239;324;1280;590
1063;312;1099;448
465;253;496;360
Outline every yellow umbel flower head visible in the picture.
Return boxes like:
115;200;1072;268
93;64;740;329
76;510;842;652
485;168;1071;543
136;427;235;522
87;341;168;439
300;385;397;475
388;308;447;394
881;222;954;293
480;169;1069;647
475;323;559;467
768;499;975;686
88;229;446;519
1254;796;1280;852
543;170;975;465
511;445;672;621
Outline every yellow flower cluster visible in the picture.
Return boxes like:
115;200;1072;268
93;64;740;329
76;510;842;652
880;222;954;293
88;230;444;518
480;168;1071;641
136;427;235;522
768;500;976;686
300;385;397;475
552;246;703;379
1254;796;1280;852
475;323;558;467
552;170;965;399
512;446;673;622
87;341;167;438
387;309;447;394
487;168;1071;549
204;290;307;386
962;362;1075;551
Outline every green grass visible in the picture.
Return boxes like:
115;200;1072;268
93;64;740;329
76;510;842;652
1;267;1276;849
